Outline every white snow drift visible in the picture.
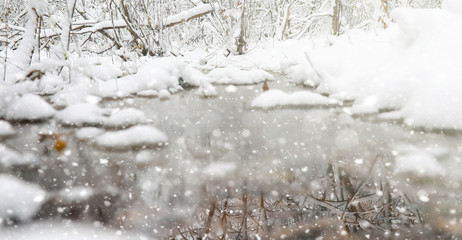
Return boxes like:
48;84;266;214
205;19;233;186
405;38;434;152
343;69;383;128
290;7;462;130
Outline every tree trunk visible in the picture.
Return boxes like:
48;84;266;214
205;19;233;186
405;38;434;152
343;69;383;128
332;0;341;36
236;1;246;55
61;0;77;55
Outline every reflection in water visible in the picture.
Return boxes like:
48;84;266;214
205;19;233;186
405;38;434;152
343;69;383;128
1;81;462;239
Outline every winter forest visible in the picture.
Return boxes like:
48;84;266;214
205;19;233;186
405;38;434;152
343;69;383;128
1;0;462;239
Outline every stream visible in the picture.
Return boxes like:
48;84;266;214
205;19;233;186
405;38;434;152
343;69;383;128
2;75;462;239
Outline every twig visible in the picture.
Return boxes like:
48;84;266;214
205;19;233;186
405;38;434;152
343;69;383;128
341;154;383;220
304;51;324;82
3;0;9;81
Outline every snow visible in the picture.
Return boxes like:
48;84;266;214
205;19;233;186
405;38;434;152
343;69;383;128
207;67;275;85
1;2;462;238
442;0;462;14
0;174;47;222
0;145;30;167
97;58;214;98
225;85;238;93
55;103;109;126
75;20;126;34
294;7;462;130
251;89;338;109
158;89;171;100
75;127;104;141
0;121;16;137
164;3;218;27
5;94;56;121
0;222;146;240
95;125;168;150
105;108;148;128
90;62;124;81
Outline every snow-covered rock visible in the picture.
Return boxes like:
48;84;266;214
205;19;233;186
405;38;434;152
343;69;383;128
95;125;168;150
75;127;104;141
0;174;46;222
55;103;109;126
252;89;338;109
207;67;275;85
0;145;35;167
105;108;147;128
5;94;56;121
0;120;16;137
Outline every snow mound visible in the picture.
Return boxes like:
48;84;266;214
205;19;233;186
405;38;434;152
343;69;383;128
252;89;338;109
105;108;147;128
95;125;168;150
0;145;35;167
97;57;213;98
91;62;123;81
55;103;109;126
207;67;275;85
0;120;16;137
75;127;104;141
0;174;46;221
5;94;56;121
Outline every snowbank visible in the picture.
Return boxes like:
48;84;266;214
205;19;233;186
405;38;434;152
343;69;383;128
0;174;46;221
95;125;168;150
252;89;338;109
293;7;462;130
97;57;215;98
5;94;56;121
55;103;109;126
207;67;275;85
